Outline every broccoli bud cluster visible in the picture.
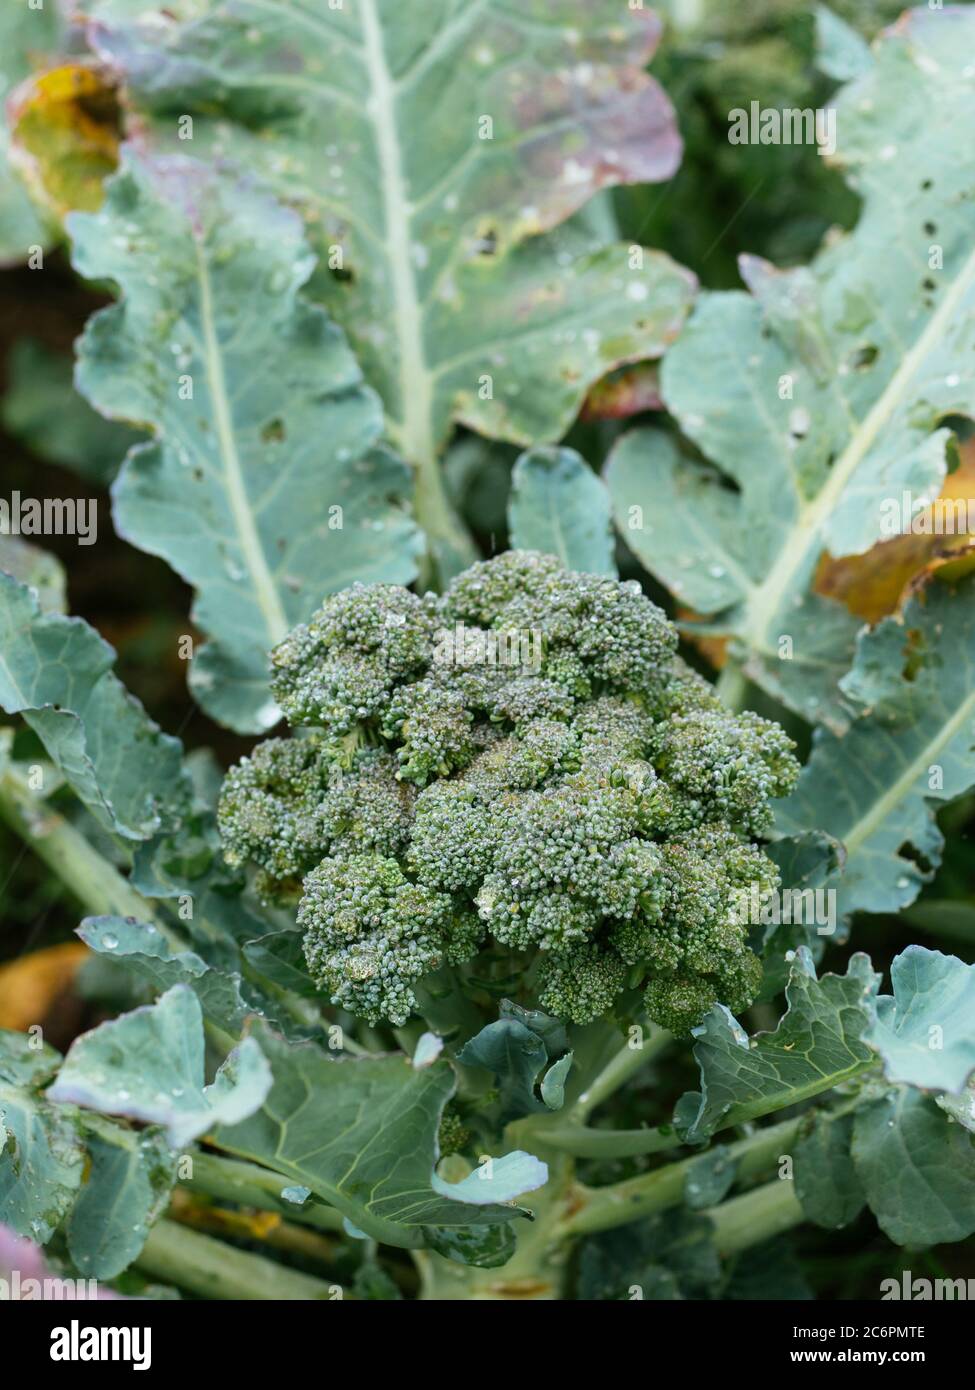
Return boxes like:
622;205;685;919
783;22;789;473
218;552;799;1033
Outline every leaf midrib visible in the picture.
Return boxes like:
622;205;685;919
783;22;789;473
741;241;975;655
193;239;289;647
359;0;434;463
842;684;975;857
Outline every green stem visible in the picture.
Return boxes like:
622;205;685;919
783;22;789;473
709;1178;804;1256
561;1115;801;1237
185;1151;346;1233
569;1023;671;1122
0;766;176;942
715;660;748;712
413;450;479;589
135;1219;343;1300
534;1124;683;1159
0;764;364;1054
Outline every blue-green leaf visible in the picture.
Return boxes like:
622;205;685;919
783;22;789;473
679;950;880;1141
508;447;616;577
0;573;190;841
47;984;272;1147
814;5;873;82
0;1028;62;1087
683;1145;735;1210
793;1110;865;1230
776;581;975;920
79;916;255;1035
213;1023;537;1249
82;0;691;461
431;1151;547;1205
852;1088;975;1246
70;147;422;733
0;1087;85;1242
612;9;975;729
865;946;975;1096
66;1116;177;1279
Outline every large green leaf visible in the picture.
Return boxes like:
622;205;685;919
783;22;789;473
47;984;272;1147
508;446;616;577
66;1116;177;1279
0;572;190;841
83;1;693;460
852;1088;975;1246
776;581;975;920
679;950;880;1141
70;148;423;732
213;1023;545;1250
864;946;975;1096
608;8;975;729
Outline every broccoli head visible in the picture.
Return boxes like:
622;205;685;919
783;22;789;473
218;551;800;1035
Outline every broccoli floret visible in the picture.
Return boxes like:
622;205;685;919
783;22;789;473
643;950;763;1038
269;584;436;733
642;973;721;1037
537;944;628;1024
437;1104;473;1159
442;550;564;625
407;782;498;892
381;678;475;784
299;855;449;1025
218;551;800;1030
653;708;799;835
217;736;329;882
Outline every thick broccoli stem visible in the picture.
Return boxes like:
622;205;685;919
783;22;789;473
558;1115;803;1238
0;763;175;940
710;1179;804;1256
568;1023;671;1122
412;444;479;589
183;1152;346;1233
134;1220;342;1300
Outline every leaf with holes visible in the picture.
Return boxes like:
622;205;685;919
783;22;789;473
82;0;693;573
775;580;975;922
608;9;975;730
70;148;423;732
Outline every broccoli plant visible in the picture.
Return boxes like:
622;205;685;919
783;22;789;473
2;0;975;1310
218;552;798;1040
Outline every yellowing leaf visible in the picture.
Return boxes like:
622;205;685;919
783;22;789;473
815;444;975;623
8;63;119;219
